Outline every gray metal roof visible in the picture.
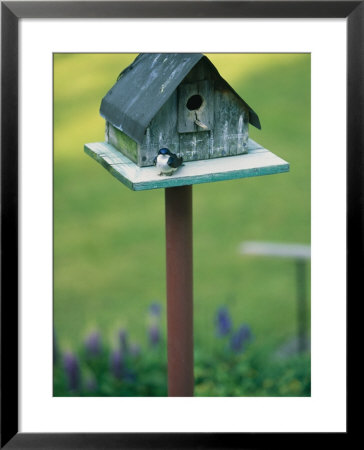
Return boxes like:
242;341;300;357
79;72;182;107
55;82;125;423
100;53;261;144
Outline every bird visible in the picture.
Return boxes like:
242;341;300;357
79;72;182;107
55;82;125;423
153;148;183;176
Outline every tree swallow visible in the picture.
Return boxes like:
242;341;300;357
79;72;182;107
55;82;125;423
153;148;183;176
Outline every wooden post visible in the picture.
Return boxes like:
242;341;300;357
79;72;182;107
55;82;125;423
296;260;307;353
240;242;310;354
165;185;194;396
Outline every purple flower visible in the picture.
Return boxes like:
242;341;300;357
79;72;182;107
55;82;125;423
118;328;128;353
237;324;252;342
148;324;160;347
63;352;81;391
230;324;252;353
84;331;102;357
110;349;124;379
149;302;162;317
215;307;232;337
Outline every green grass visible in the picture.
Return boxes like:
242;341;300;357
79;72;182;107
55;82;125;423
54;53;310;359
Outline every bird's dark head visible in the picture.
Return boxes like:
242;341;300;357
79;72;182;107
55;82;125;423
158;148;171;156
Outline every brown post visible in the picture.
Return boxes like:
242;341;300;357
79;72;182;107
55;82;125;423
165;185;194;396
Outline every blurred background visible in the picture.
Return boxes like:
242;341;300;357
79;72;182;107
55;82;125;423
53;53;311;396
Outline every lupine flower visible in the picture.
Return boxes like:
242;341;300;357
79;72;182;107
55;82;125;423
84;331;102;357
110;349;124;379
148;324;160;347
237;324;252;342
149;302;162;317
118;328;128;353
129;343;141;357
215;307;232;337
63;352;81;391
230;324;252;353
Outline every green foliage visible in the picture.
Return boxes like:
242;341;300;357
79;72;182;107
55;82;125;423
194;348;310;397
54;321;310;397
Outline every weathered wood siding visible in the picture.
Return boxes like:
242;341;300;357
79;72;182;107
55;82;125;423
106;123;139;165
139;91;179;167
176;82;248;161
211;88;249;158
179;132;210;162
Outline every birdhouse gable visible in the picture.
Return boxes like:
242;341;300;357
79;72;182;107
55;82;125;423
100;53;261;167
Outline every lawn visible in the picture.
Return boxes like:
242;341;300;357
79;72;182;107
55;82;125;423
53;53;310;394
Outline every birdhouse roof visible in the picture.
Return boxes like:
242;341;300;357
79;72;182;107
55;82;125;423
100;53;261;145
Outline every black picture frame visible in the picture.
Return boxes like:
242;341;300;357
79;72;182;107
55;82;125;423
1;1;358;448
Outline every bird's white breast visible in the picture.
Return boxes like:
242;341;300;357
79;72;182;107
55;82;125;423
156;154;176;173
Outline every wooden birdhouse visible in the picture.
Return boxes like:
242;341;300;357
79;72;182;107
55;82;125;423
86;53;288;191
100;53;261;167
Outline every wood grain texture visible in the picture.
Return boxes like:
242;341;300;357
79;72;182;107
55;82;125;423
212;89;249;158
139;91;179;167
107;123;139;164
179;131;210;162
84;139;289;191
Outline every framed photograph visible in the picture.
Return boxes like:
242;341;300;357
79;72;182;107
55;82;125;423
1;1;358;447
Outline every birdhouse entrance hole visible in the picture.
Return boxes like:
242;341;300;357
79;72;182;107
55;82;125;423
186;94;203;111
